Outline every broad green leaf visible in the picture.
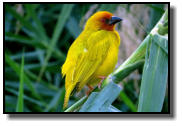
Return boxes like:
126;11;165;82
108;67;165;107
138;34;168;112
79;82;121;112
107;105;122;112
153;35;168;54
16;52;24;112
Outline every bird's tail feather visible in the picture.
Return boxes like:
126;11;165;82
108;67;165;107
63;83;75;110
63;90;70;110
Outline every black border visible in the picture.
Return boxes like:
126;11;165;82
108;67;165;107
3;2;171;116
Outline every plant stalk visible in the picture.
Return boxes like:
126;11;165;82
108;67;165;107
64;96;87;112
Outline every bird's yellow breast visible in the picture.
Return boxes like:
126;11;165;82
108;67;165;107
87;30;120;86
95;41;119;76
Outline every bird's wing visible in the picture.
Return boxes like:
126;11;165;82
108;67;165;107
72;30;111;88
62;41;84;77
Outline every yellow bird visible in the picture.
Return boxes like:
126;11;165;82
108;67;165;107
62;11;122;109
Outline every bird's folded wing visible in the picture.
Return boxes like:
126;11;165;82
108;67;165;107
72;31;111;86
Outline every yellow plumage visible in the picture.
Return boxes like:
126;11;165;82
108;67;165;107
62;11;121;109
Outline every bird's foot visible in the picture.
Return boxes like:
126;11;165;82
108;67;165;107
86;85;94;96
97;76;106;89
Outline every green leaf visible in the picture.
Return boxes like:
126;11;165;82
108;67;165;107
6;95;17;112
10;50;44;61
79;82;121;112
5;32;46;49
16;51;24;112
119;91;137;112
66;17;81;38
147;4;164;32
44;88;65;112
103;10;168;91
5;81;56;97
138;34;168;112
6;64;59;93
24;70;59;91
22;61;61;73
99;4;118;13
147;4;165;13
107;105;122;112
6;87;46;108
5;5;40;39
38;4;74;81
157;10;168;36
5;53;41;100
5;32;66;60
153;35;168;54
111;60;144;84
46;4;74;61
24;4;48;42
64;96;87;112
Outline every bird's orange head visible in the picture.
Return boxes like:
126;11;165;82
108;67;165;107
85;11;122;31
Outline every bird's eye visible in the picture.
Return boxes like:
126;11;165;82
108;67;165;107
105;19;110;24
101;18;105;22
101;18;110;24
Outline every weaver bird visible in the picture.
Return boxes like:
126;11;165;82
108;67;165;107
62;11;122;109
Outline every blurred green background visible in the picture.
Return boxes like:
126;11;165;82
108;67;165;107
5;3;168;112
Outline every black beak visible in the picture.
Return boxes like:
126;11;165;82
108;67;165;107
109;16;122;25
